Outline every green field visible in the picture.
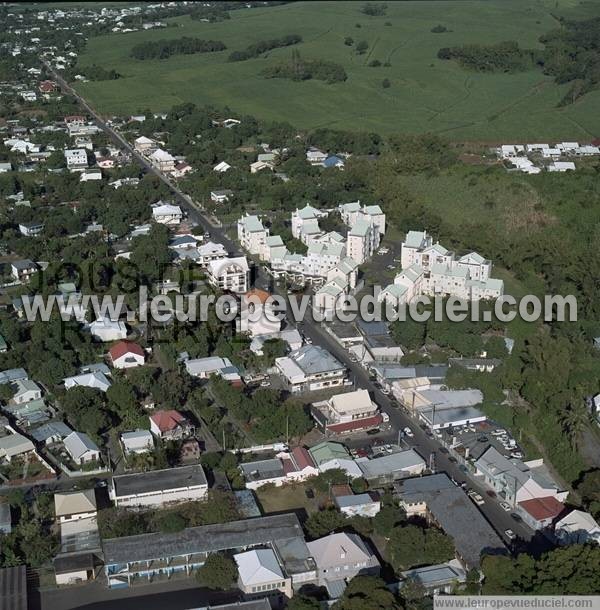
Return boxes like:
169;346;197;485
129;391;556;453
74;0;600;140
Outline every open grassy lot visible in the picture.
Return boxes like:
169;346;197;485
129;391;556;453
74;0;600;140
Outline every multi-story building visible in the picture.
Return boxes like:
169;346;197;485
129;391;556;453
339;201;386;236
276;345;346;393
346;217;380;265
148;148;176;172
64;148;88;171
381;230;503;306
238;214;270;257
207;256;249;293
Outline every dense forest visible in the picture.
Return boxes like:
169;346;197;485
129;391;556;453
438;16;600;104
228;34;302;62
130;37;226;60
437;41;534;73
539;16;600;105
262;51;347;83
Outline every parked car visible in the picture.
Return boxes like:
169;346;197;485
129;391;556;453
500;502;511;512
439;447;449;454
448;456;457;463
511;512;522;522
367;428;380;436
486;489;497;498
504;529;517;541
403;426;414;437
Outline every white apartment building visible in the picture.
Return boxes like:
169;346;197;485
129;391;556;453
207;256;249;293
197;241;228;266
276;345;346;393
339;201;386;235
291;204;327;244
148;148;176;172
64;148;88;171
347;217;380;265
238;214;270;257
381;230;503;306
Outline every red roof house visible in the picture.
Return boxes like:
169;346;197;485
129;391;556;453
109;340;145;369
518;496;565;530
149;409;194;440
38;80;56;93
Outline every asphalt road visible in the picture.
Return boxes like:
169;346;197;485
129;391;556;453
42;62;552;557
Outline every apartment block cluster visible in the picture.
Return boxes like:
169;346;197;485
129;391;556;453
498;140;600;174
380;230;504;307
238;201;385;313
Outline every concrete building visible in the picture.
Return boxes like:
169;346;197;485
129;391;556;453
64;148;88;171
311;389;383;435
238;215;270;256
109;464;208;509
276;345;346;393
357;449;426;485
207;256;249;293
121;430;154;455
102;513;315;589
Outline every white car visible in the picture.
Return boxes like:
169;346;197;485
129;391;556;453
403;427;414;438
468;491;485;505
504;529;517;541
500;501;511;512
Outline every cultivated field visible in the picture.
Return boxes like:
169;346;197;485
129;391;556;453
74;0;600;140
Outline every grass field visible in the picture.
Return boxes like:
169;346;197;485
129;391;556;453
74;0;600;140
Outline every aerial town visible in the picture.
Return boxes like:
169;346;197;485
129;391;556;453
1;2;600;610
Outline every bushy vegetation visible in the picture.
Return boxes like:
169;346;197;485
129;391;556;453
437;41;534;73
228;34;302;62
539;16;600;105
131;37;226;60
75;64;121;81
262;51;347;84
360;3;387;17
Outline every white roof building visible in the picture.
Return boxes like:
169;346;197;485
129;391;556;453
64;371;111;392
64;431;100;465
0;433;35;462
152;203;183;225
555;510;600;546
88;318;127;342
121;430;154;454
234;548;291;597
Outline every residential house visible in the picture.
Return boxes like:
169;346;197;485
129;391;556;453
207;256;249;293
64;371;111;393
185;356;236;379
357;449;426;485
334;492;381;518
172;161;192;178
109;464;208;509
18;222;43;237
80;169;102;182
555;510;600;546
213;161;232;173
234;548;292;601
152;202;183;225
30;421;72;445
518;496;564;531
307;532;380;584
3;398;51;427
311;389;383;435
109;341;145;369
149;410;194;441
238;288;282;337
250;160;273;173
0;368;28;385
88;318;127;342
400;560;467;595
11;259;37;282
54;489;97;524
0;433;35;462
11;379;42;404
306;148;327;165
276;345;346;393
197;241;229;266
211;189;234;204
64;431;100;465
121;430;154;455
309;441;362;479
240;458;287;490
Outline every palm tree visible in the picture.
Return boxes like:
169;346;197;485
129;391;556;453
560;403;589;450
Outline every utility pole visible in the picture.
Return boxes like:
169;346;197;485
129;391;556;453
222;429;226;451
